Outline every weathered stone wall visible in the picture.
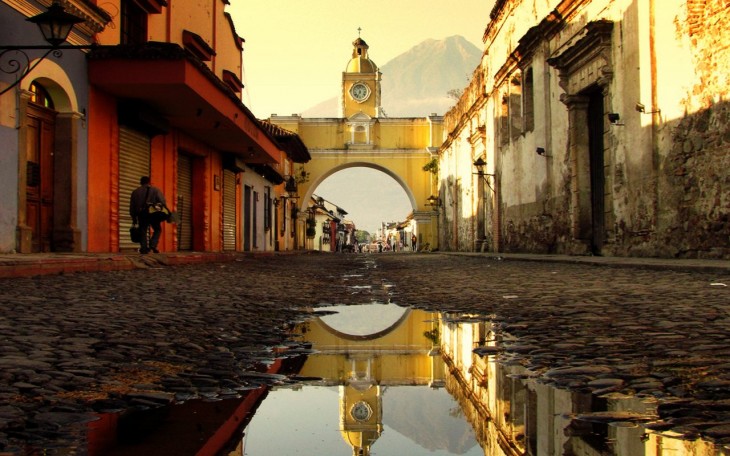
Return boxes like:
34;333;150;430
656;0;730;259
657;104;730;259
437;0;729;258
439;64;488;252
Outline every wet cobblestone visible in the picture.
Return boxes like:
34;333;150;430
0;252;728;451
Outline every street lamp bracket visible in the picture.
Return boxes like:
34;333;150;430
0;2;89;96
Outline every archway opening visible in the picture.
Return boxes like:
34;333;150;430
312;167;412;237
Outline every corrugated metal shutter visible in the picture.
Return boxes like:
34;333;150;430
177;154;193;250
119;126;150;251
222;169;236;251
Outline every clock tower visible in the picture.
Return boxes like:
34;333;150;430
341;36;381;118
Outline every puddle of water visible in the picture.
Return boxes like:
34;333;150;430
438;311;730;456
243;304;728;456
242;385;482;455
28;304;729;455
242;303;480;455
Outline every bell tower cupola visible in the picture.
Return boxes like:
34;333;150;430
341;32;381;118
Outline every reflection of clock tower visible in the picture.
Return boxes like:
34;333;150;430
341;36;381;119
339;356;383;456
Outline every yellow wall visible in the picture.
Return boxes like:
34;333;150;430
96;1;243;89
294;308;440;383
269;114;443;249
165;0;213;49
215;13;243;83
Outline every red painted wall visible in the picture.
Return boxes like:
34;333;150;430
86;88;117;252
150;134;176;252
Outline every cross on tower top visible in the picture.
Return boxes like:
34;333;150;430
357;27;362;37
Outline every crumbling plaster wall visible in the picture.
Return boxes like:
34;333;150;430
440;0;728;257
440;66;488;251
654;0;730;259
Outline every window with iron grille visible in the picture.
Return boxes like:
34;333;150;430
121;1;147;45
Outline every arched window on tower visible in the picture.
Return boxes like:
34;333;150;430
354;125;367;144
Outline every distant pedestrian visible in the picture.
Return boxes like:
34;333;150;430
130;176;168;254
411;233;417;251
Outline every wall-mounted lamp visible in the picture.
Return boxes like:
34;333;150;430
1;2;89;96
426;195;440;207
473;157;496;191
536;147;549;157
635;102;660;114
607;112;624;126
29;2;85;46
284;175;298;193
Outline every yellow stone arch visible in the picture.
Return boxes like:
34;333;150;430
269;113;443;250
295;148;441;249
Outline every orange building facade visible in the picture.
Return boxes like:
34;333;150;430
86;0;300;253
0;0;308;254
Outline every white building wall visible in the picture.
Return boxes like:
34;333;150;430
241;171;275;252
440;0;729;258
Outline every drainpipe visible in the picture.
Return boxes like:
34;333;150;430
542;42;554;217
649;0;660;229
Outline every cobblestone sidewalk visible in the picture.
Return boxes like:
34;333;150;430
0;252;728;452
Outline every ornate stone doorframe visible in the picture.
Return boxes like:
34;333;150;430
548;20;614;251
16;86;82;253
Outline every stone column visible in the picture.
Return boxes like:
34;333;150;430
15;90;32;253
52;111;83;252
564;94;592;241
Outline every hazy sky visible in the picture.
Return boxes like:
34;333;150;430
229;2;491;234
229;1;490;118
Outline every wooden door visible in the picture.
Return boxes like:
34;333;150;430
25;105;56;253
588;90;606;255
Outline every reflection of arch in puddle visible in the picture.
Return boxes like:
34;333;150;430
315;303;411;341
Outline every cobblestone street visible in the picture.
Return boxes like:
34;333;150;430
1;253;729;452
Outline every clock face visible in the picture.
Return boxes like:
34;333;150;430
350;83;370;102
350;401;373;422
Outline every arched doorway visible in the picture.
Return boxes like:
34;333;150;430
304;165;420;251
313;166;414;234
25;82;57;253
296;159;439;251
18;75;80;253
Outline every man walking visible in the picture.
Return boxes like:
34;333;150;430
130;176;167;254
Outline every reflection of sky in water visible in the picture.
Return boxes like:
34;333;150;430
243;386;481;456
317;303;409;336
